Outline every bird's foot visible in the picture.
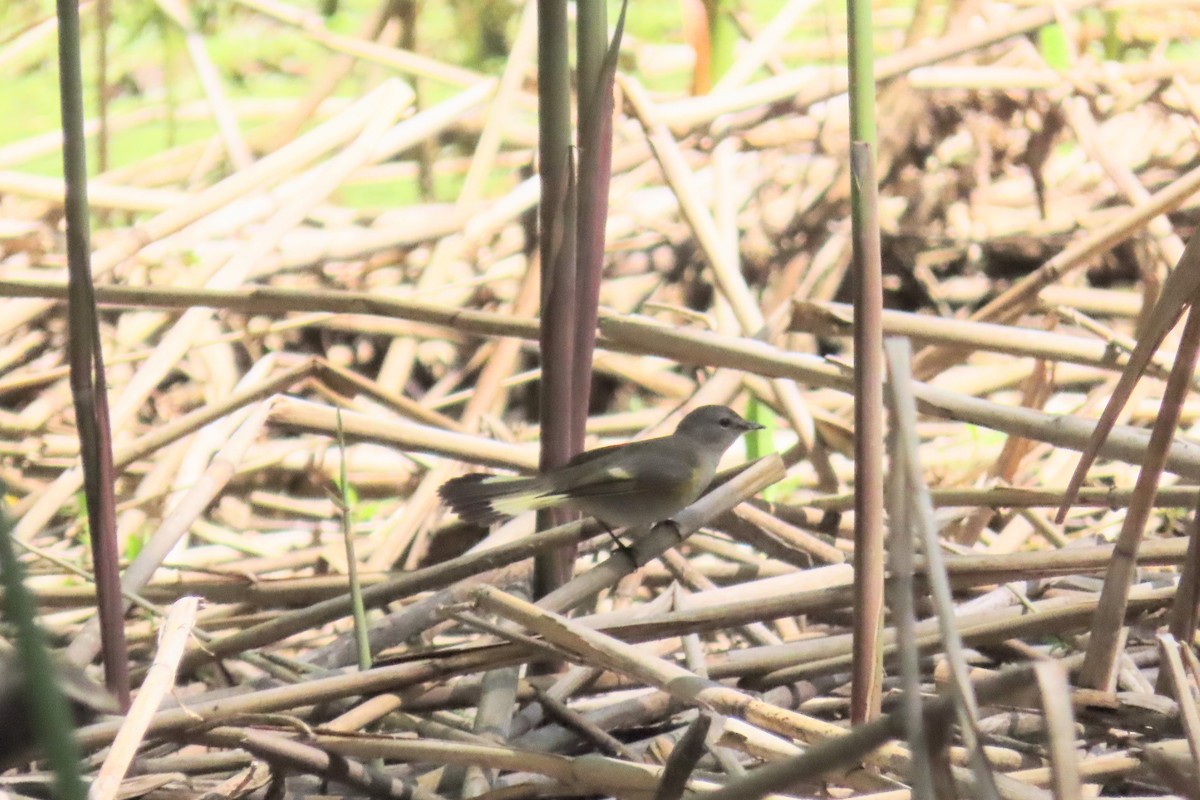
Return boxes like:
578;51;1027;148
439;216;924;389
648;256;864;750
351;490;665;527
599;521;637;563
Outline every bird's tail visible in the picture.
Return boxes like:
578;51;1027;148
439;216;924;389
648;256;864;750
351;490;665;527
438;473;563;525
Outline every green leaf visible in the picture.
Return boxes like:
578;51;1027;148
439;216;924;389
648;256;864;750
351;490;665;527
1038;24;1071;70
125;528;146;561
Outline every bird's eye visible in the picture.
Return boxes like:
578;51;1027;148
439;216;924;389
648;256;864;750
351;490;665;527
719;417;732;427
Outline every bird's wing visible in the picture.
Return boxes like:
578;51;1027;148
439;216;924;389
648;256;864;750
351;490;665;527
553;439;699;500
562;434;664;467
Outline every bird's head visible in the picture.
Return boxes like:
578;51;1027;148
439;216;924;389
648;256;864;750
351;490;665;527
675;405;763;451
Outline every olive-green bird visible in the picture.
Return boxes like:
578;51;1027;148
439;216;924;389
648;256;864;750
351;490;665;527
438;405;761;529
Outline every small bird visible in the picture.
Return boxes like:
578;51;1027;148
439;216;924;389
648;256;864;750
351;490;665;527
438;405;762;531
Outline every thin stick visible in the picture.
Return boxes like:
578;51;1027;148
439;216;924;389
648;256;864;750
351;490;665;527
56;0;128;706
1079;302;1200;689
848;141;885;725
90;597;199;800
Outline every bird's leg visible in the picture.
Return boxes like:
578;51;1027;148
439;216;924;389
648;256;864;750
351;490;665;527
597;518;636;561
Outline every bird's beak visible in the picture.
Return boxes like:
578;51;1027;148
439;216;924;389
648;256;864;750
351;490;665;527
742;419;765;432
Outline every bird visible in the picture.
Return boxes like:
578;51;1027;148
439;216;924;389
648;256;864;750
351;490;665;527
438;405;762;534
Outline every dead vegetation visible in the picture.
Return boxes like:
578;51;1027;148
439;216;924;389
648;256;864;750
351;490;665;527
3;0;1200;798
